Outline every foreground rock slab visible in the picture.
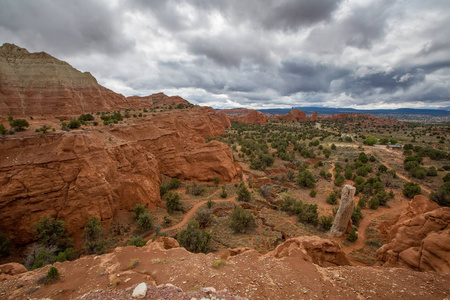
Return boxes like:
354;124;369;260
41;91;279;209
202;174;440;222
1;237;449;300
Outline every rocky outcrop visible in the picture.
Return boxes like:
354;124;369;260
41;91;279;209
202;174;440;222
267;236;350;267
273;108;307;122
219;108;267;125
0;132;162;245
0;43;146;117
330;185;356;237
376;196;450;273
310;111;319;121
111;108;238;181
0;263;27;281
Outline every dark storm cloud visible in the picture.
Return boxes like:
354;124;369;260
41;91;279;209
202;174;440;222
279;60;349;95
1;0;449;108
130;0;342;31
306;0;392;53
340;67;426;97
0;0;130;56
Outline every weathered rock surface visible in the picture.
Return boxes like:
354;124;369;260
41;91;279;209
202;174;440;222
330;185;356;237
220;108;267;125
111;108;238;181
310;111;319;121
0;263;27;281
267;236;350;267
1;237;449;300
273;108;307;122
0;132;162;245
0;43;144;117
376;196;450;273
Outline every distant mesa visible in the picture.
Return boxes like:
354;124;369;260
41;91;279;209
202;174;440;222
273;107;307;122
127;92;191;108
219;108;267;125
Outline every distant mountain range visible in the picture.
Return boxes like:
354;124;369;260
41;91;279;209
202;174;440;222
255;107;450;116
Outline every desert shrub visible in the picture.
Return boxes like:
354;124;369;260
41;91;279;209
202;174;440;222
237;184;251;202
334;174;344;187
363;136;377;146
378;165;388;172
163;215;172;224
31;249;56;270
309;189;317;197
132;204;147;221
188;182;206;196
9;118;29;131
259;185;272;198
0;123;7;135
33;217;72;252
358;197;366;208
296;169;316;188
444;173;450;183
177;220;210;253
212;259;226;269
402;182;421;199
46;266;60;280
220;186;228;198
344;167;353;180
67;120;81;129
164;192;183;213
358;152;369;163
213;177;220;185
347;227;358;242
55;247;75;262
168;178;180;189
0;231;11;258
331;143;337;150
195;208;213;228
427;167;438;176
128;237;146;247
280;195;297;213
431;182;450;207
319;216;333;231
326;192;338;205
298;204;318;225
137;212;153;232
160;178;181;196
83;216;106;255
368;196;379;209
351;206;363;227
78;114;94;122
229;206;255;233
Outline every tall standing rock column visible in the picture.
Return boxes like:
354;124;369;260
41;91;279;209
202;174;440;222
330;185;356;237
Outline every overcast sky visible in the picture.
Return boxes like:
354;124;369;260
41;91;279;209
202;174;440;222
1;0;450;109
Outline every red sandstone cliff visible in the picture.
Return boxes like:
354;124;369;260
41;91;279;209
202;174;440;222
310;111;319;121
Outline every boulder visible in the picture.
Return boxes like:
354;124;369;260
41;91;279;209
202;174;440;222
267;236;350;267
146;236;180;249
132;282;147;298
330;185;356;237
0;263;27;281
